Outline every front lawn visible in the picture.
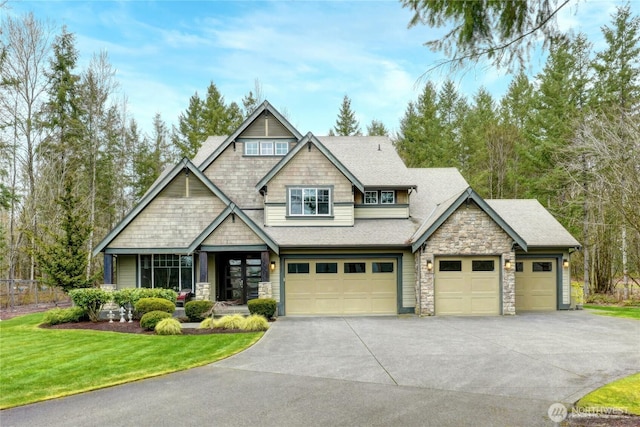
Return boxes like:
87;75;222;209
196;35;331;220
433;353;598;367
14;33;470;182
584;305;640;320
576;372;640;415
0;313;262;409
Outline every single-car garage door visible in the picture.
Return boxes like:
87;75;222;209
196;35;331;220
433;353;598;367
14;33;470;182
435;257;500;315
285;259;397;315
515;259;557;311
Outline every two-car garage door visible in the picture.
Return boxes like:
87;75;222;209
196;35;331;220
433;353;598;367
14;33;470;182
285;258;397;315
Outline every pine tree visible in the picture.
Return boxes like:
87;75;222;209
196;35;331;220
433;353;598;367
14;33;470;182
366;119;388;136
332;95;361;136
36;176;94;292
395;82;442;167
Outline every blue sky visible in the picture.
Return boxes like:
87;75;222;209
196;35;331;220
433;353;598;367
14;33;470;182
5;0;637;136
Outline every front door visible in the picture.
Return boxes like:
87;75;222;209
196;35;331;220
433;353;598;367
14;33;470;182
220;255;262;303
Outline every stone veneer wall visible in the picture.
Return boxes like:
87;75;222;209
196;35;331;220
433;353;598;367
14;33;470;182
416;202;516;316
195;282;211;301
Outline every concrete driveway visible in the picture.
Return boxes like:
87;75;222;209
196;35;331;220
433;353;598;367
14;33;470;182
3;312;639;427
217;311;639;403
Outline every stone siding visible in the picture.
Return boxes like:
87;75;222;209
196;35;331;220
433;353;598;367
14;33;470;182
416;202;515;316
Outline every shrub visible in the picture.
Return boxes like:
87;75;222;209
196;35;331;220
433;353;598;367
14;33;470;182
134;297;176;317
247;298;277;319
140;310;172;330
213;314;246;330
199;318;213;329
111;288;137;308
242;314;270;331
42;307;86;325
68;288;112;322
131;288;177;305
586;293;618;305
155;317;182;335
185;300;214;322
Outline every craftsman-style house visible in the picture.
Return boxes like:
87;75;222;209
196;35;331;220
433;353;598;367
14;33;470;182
94;102;580;316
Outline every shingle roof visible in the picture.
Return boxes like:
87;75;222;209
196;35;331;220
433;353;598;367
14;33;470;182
406;168;469;222
486;199;581;248
319;136;415;188
244;210;420;248
193;136;226;167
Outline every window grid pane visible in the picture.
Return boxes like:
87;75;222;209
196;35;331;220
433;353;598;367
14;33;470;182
472;260;495;272
275;142;289;155
364;191;378;204
373;262;394;273
381;191;395;204
344;262;366;273
316;263;338;274
245;142;259;155
260;141;274;155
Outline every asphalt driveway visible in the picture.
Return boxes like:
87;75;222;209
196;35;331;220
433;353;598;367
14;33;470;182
3;311;639;427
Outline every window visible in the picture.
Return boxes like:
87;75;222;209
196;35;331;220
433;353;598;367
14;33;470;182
245;142;259;155
260;141;274;155
139;254;193;291
288;263;310;274
344;262;366;273
289;188;331;216
363;190;396;205
439;260;462;272
275;142;289;155
244;140;289;156
316;263;338;274
515;262;523;272
373;262;394;273
381;191;395;204
472;260;495;272
364;191;378;204
533;262;553;272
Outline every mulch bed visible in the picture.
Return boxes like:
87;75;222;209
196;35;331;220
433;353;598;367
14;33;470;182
41;321;247;335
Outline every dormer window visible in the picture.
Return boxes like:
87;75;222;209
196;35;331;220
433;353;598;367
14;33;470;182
244;140;289;156
364;190;395;205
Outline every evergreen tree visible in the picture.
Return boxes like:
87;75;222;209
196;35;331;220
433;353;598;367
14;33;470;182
36;176;94;292
133;113;171;199
395;82;442;167
437;80;468;169
242;78;264;117
366;119;388;136
332;95;361;136
172;81;243;159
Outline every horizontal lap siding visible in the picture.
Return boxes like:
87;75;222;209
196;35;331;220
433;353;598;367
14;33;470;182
354;206;409;219
402;250;416;308
266;205;353;226
116;255;136;288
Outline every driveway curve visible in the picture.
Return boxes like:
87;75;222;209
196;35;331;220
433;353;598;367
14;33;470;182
2;311;638;427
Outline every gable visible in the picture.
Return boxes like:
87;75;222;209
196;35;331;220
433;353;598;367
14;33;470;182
110;190;226;249
239;110;295;138
266;144;354;202
201;215;265;247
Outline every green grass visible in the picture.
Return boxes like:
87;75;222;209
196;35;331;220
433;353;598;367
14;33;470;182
584;305;640;320
0;313;262;409
576;373;640;415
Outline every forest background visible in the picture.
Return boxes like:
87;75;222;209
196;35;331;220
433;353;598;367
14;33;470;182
1;2;638;298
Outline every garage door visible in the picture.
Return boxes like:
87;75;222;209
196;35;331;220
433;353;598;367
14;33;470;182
515;259;557;311
285;259;397;315
435;257;500;315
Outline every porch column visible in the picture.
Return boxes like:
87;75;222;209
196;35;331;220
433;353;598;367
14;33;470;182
199;251;208;283
261;251;270;282
103;254;113;285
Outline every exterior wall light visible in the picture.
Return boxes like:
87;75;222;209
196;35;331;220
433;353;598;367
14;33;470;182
505;259;511;270
270;261;276;271
563;259;569;268
427;260;433;272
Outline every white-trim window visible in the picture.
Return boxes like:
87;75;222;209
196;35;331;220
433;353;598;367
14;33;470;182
364;191;378;204
289;188;331;216
244;140;289;156
364;190;396;205
381;191;395;204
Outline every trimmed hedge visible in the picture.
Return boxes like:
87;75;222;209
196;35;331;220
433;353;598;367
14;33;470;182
184;300;214;322
140;310;172;330
155;318;182;335
42;307;87;325
134;297;176;317
248;298;276;319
